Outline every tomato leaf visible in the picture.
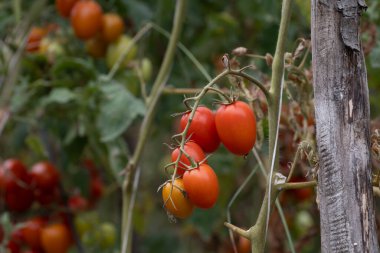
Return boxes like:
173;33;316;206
97;81;145;142
44;88;76;104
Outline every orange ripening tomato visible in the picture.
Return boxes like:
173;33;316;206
162;178;194;219
85;36;107;58
41;223;72;253
56;0;79;17
101;13;125;43
27;27;47;52
71;1;103;40
180;106;220;153
183;163;219;209
215;101;256;155
21;217;46;250
171;141;206;175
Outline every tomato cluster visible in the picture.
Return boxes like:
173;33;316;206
0;216;72;253
55;0;138;64
0;159;104;253
161;101;257;219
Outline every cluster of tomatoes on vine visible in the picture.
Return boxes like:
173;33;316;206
161;98;257;219
27;0;141;70
0;159;103;253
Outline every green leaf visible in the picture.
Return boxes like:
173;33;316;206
44;88;76;104
25;134;47;158
97;81;145;142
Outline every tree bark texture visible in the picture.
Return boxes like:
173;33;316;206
311;0;379;252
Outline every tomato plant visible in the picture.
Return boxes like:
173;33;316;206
41;223;72;253
171;141;206;175
215;101;257;155
162;178;194;218
180;106;220;153
183;163;219;209
70;0;103;40
101;13;125;43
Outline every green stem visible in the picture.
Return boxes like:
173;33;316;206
276;181;317;191
120;1;187;252
12;0;21;23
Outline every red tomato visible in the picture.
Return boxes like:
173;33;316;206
8;227;24;253
1;159;29;187
0;225;4;243
30;162;60;190
180;106;220;153
34;186;61;206
215;101;256;155
68;193;88;211
41;223;72;253
183;164;219;208
56;0;79;17
1;159;34;211
89;177;103;201
101;13;125;43
70;0;103;40
171;141;206;175
27;27;47;52
21;217;46;250
5;179;34;212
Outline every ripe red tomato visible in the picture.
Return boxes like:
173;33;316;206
8;227;24;253
183;163;219;208
70;1;103;40
56;0;79;17
5;179;34;212
34;186;61;206
0;159;30;190
21;217;46;250
68;193;88;211
180;106;220;153
171;141;206;175
89;177;103;200
27;27;47;52
1;159;34;211
30;162;60;190
0;225;4;243
41;223;72;253
215;101;256;155
101;13;125;43
162;178;194;218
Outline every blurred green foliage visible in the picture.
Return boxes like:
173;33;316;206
0;0;379;252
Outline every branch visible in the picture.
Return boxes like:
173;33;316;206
224;222;250;239
276;181;317;191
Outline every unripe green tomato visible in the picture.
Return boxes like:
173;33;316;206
99;222;116;249
39;38;64;58
74;216;91;238
140;58;152;81
106;35;137;69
